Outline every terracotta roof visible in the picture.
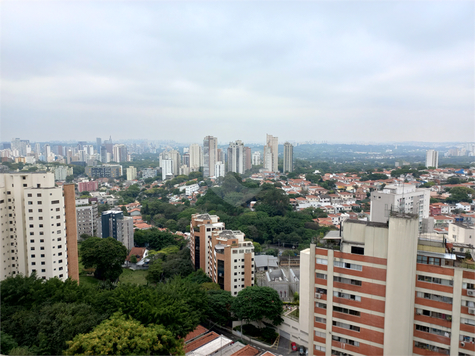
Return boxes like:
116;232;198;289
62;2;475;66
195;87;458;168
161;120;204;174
185;332;219;353
126;247;147;262
230;344;259;356
184;325;209;343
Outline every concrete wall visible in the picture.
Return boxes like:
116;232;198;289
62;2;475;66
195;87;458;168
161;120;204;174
383;214;419;355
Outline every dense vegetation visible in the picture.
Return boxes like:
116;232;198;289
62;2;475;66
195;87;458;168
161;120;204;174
0;274;283;355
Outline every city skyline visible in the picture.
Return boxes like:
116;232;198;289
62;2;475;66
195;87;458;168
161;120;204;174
1;1;473;143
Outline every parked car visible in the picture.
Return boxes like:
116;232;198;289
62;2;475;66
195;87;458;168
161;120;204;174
291;342;297;351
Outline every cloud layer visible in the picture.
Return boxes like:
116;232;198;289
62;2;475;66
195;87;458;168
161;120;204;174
1;1;474;143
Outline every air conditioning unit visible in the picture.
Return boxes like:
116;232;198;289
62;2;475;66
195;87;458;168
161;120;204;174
467;290;475;297
461;342;465;347
315;293;321;299
416;309;422;315
468;308;475;315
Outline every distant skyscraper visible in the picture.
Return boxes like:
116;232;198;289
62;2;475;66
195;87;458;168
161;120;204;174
215;161;225;178
426;150;439;168
101;210;134;250
126;166;137;180
252;151;261;166
264;134;278;172
96;138;102;155
243;147;252;172
161;159;173;180
283;142;293;173
227;140;244;174
113;144;128;162
189;144;203;172
203;136;218;177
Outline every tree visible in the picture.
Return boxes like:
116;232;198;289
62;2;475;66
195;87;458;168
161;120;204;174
207;289;234;325
130;255;137;264
80;237;128;282
0;331;18;355
446;186;475;203
252;242;262;254
65;312;184;356
232;286;284;326
146;259;163;284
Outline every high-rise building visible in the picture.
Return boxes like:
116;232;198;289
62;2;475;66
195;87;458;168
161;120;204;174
203;136;218;177
113;144;128;163
101;210;134;250
227;140;245;174
161;159;173;180
283;142;294;173
252;151;261;166
126;166;137;181
243;146;252;172
426;150;439;168
215;161;225;178
190;214;255;295
96;138;102;155
264;134;278;172
189;144;203;172
299;214;475;356
85;164;122;178
76;199;99;238
370;184;430;228
0;173;78;282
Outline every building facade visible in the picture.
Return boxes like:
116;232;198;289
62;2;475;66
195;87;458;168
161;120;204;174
264;134;279;172
190;214;255;295
126;166;137;181
85;164;122;178
299;214;475;356
426;150;439;169
370;183;430;228
189;143;203;172
76;199;99;238
227;140;245;174
283;142;294;173
101;210;134;250
0;173;78;282
203;136;218;178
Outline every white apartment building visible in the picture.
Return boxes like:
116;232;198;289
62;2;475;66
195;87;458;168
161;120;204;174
252;151;261;166
215;161;225;178
189;143;203;172
0;173;77;282
264;134;278;172
370;183;430;228
426;150;439;169
76;199;99;238
126;166;137;181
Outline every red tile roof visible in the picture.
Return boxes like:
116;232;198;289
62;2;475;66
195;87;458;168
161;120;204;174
230;344;260;356
184;325;209;343
185;332;219;353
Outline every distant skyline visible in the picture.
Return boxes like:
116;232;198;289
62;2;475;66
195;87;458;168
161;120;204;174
1;1;474;143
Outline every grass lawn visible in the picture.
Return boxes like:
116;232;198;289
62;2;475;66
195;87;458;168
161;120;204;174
119;268;148;285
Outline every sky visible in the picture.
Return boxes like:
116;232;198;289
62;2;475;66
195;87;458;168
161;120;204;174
1;1;474;144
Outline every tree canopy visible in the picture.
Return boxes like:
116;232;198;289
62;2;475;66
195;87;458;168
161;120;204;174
232;286;283;325
65;312;183;355
79;237;128;281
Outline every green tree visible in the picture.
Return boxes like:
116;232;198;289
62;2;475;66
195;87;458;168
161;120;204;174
0;331;18;355
446;186;475;203
130;255;137;264
65;312;184;355
252;242;262;254
207;289;234;325
232;286;284;326
80;237;128;281
146;259;163;284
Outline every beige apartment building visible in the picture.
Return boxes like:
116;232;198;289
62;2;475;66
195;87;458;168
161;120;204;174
0;173;78;282
190;214;255;295
298;213;475;356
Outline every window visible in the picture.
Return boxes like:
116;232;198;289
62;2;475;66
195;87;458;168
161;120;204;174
416;291;452;304
30;247;35;251
315;345;326;352
333;306;360;316
316;258;328;265
41;254;45;258
31;254;35;258
333;321;360;332
37;201;42;205
27;193;32;197
37;193;41;197
316;302;327;309
415;324;450;337
31;262;36;266
414;342;449;354
332;335;359;347
30;239;34;243
316;273;327;279
418;275;453;286
41;261;45;265
334;291;361;301
417;308;451;321
333;276;362;286
315;316;326;323
334;261;363;271
51;200;60;204
417;255;441;266
41;269;45;272
351;246;364;255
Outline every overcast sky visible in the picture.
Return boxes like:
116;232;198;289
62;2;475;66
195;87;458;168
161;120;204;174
1;1;474;144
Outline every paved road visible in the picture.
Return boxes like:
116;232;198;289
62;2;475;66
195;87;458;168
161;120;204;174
208;323;297;356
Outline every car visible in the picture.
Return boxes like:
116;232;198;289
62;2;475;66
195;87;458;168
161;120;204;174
291;342;297;351
299;346;306;356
